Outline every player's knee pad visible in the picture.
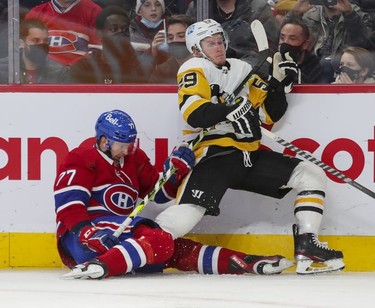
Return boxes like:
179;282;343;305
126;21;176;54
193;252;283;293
133;224;174;264
155;203;206;239
287;161;327;193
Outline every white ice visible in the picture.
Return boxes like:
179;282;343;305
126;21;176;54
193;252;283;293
1;269;375;308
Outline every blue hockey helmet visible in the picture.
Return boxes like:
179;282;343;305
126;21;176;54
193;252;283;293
95;110;137;143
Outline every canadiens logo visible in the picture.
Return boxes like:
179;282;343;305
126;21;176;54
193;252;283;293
102;183;138;215
48;30;89;54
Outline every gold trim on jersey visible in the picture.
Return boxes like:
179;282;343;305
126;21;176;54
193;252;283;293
177;57;275;155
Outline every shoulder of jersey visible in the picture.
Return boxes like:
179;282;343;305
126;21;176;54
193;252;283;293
227;58;252;70
70;146;97;157
178;57;211;74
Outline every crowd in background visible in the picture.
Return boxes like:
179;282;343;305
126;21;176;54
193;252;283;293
0;0;374;84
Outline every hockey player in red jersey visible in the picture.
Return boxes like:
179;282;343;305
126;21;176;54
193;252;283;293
56;109;293;279
25;0;102;65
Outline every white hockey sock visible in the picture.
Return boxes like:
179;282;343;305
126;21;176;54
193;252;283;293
294;190;324;234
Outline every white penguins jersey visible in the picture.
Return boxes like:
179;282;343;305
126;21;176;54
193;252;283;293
177;57;283;153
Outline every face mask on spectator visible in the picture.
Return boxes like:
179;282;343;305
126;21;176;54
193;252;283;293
140;18;163;29
339;66;361;81
168;42;190;59
24;43;49;65
279;43;304;61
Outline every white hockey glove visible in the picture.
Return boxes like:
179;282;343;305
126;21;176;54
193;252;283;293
226;96;261;139
272;52;298;92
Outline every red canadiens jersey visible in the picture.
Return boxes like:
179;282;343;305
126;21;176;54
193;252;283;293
25;0;102;65
53;145;160;238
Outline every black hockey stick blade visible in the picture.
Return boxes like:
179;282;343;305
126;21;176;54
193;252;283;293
261;127;375;199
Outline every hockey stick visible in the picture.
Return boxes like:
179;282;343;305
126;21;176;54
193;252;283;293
113;20;270;238
113;128;208;238
261;127;375;199
223;19;270;104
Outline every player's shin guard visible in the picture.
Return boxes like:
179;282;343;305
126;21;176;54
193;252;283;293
98;238;150;276
62;225;174;279
97;225;174;277
294;190;325;234
165;238;293;275
288;161;327;235
166;238;231;273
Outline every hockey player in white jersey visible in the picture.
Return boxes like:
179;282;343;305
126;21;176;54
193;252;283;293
155;19;345;274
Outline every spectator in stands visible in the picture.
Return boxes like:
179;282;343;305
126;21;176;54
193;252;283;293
93;0;134;13
149;14;195;83
288;0;370;83
130;0;167;52
25;0;102;66
128;0;192;18
332;46;375;83
351;0;375;51
67;5;144;84
278;16;324;83
186;0;280;79
164;0;193;15
0;18;68;84
130;0;168;75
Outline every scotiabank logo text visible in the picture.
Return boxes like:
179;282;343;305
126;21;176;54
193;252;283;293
1;131;374;183
0;137;169;180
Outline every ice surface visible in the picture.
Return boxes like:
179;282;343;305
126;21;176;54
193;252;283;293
1;269;375;308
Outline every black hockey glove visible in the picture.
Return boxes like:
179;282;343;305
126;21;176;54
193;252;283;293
226;96;261;140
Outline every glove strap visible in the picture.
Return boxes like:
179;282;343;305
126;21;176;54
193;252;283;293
71;221;92;235
226;100;251;122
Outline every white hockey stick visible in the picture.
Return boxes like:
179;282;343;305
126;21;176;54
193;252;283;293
113;20;270;238
261;127;375;199
223;19;270;104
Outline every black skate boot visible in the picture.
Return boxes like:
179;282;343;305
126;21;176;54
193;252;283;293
61;259;108;279
293;224;345;274
229;254;294;275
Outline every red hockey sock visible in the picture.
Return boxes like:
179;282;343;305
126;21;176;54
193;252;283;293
166;238;246;274
97;225;174;277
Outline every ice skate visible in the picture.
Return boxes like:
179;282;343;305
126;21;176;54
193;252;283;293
293;224;345;275
61;259;108;280
229;254;294;275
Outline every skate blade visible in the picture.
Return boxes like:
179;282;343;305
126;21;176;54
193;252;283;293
263;258;295;275
296;258;345;275
60;265;104;280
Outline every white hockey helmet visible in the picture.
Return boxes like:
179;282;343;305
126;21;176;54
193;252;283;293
185;19;229;56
